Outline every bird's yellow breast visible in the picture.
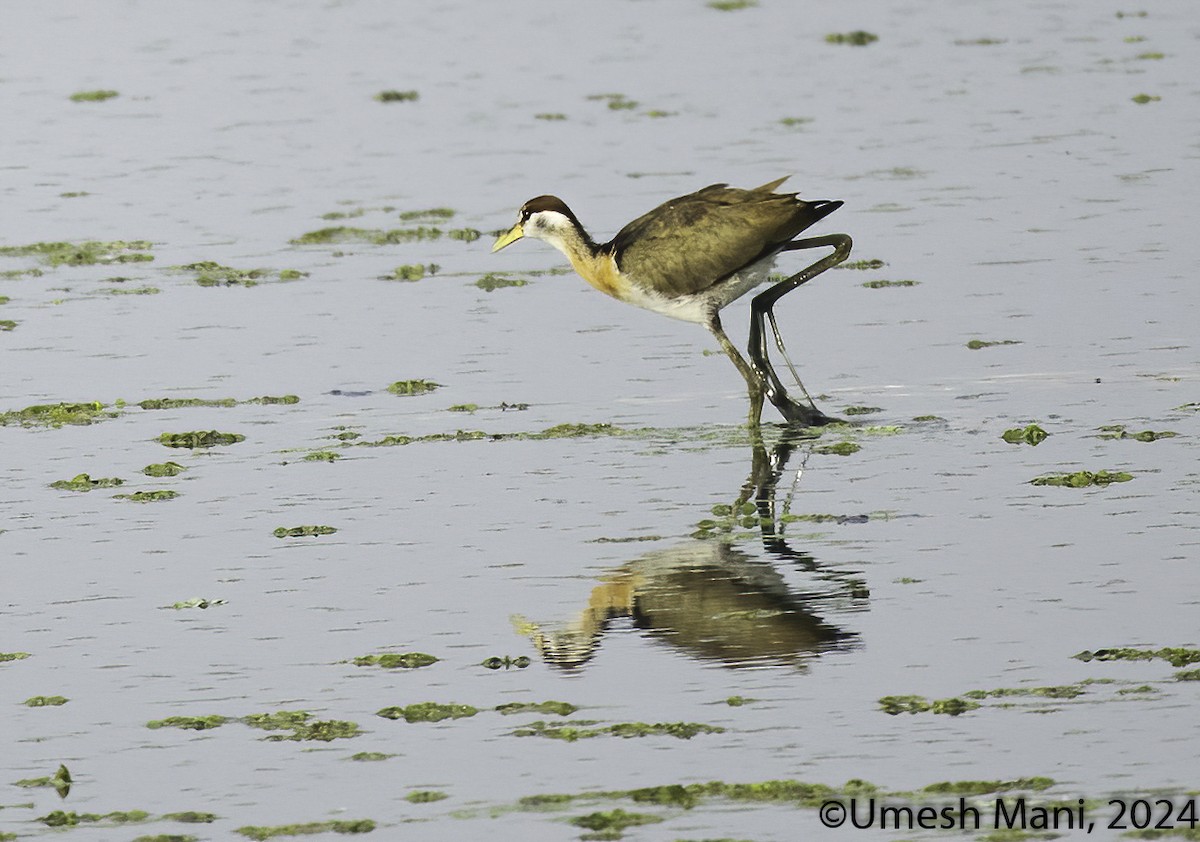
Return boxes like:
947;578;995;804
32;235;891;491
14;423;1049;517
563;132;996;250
567;251;630;301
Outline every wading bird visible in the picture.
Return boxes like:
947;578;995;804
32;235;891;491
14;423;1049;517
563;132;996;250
492;177;852;426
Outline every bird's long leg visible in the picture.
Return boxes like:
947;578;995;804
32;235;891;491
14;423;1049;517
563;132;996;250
748;233;853;426
706;312;765;431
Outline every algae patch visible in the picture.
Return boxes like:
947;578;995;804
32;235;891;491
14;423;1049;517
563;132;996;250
172;261;306;287
1074;647;1200;668
1002;424;1049;445
511;720;724;741
1096;424;1176;442
70;89;119;102
50;473;124;491
475;272;528;292
143;462;187;477
158;431;245;448
352;652;438;669
495;701;578;717
878;695;980;716
24;695;69;707
1029;470;1133;487
1;401;115;427
387;378;441;395
377;702;479;723
825;31;879;45
967;339;1021;350
236;819;375;839
0;240;152;266
274;525;337;538
375;89;418;102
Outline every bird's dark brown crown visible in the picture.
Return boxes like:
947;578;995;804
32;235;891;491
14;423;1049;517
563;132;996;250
520;195;579;227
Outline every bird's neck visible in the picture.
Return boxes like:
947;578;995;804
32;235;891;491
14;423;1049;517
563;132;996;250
543;223;624;299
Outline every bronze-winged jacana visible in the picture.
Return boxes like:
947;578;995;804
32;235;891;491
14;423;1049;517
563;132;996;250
492;177;852;426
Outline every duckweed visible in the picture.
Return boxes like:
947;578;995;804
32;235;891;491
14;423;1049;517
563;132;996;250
494;701;578;716
377;702;479;722
158;430;245;448
236;819;376;839
70;89;119;102
50;473;124;491
353;652;438;669
274;525;338;538
1029;470;1133;487
825;31;878;45
24;695;68;706
143;462;186;477
1002;424;1049;445
114;490;179;502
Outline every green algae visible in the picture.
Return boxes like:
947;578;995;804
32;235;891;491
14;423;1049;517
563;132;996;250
139;397;238;409
14;765;71;794
134;834;200;841
406;791;448;804
1002;424;1049;445
837;258;886;270
244;710;313;731
375;89;418;102
448;227;482;242
350;752;394;761
1074;647;1200;668
725;696;754;706
304;450;341;462
265;719;360;742
511;720;724;741
0;240;152;266
1;652;32;662
708;0;756;9
570;808;663;834
495;701;578;717
158;430;245;448
925;778;1054;795
143;462;186;477
24;695;68;706
878;695;981;716
1131;93;1161;104
967;338;1021;349
963;685;1085;701
50;473;124;491
814;440;860;456
273;525;338;538
165;597;226;609
1096;424;1176;442
476;272;528;291
588;93;639;111
0;320;15;331
387;378;441;395
147;715;229;730
70;89;119;102
390;264;429;281
353;652;438;669
172;261;306;287
0;266;44;278
448;403;479;413
1175;669;1200;681
825;31;878;45
291;225;443;245
101;285;160;295
163;811;217;822
0;400;113;427
40;809;150;826
1030;470;1133;487
779;116;814;128
535;112;567;120
114;490;179;502
251;394;300;405
377;702;479;722
236;819;376;839
862;279;918;288
843;405;882;416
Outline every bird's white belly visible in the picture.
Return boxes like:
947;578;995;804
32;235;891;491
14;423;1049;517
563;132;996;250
622;255;779;324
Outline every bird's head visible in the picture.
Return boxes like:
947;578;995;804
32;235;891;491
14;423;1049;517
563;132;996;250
492;195;583;253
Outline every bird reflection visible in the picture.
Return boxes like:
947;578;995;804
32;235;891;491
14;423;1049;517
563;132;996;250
514;428;865;670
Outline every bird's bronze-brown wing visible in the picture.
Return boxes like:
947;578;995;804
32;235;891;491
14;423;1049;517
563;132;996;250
606;179;841;299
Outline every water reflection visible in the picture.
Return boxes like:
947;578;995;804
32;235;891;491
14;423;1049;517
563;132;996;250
515;430;865;670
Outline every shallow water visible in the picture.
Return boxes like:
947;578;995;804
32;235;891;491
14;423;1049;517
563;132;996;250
3;1;1199;839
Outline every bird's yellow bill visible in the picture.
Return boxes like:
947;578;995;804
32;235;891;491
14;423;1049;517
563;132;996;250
492;223;524;252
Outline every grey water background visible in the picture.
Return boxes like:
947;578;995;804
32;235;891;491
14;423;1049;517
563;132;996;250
2;1;1199;839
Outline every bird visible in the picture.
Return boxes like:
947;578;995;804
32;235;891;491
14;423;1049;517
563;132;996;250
492;177;853;427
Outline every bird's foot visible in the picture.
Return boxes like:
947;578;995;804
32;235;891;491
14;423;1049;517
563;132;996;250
772;395;840;427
